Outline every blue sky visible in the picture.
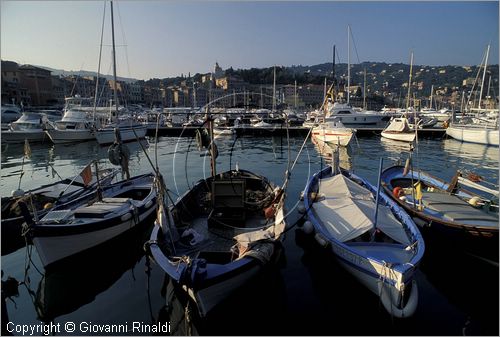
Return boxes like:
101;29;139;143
1;1;498;80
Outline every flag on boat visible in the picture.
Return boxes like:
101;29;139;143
414;181;422;201
24;139;32;159
80;164;92;187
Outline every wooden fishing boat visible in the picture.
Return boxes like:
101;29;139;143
380;165;499;261
30;173;157;268
303;161;424;318
1;166;117;255
147;169;286;317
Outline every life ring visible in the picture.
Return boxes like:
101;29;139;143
378;279;418;318
108;143;130;166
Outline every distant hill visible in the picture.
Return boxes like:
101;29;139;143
36;65;138;83
10;60;498;97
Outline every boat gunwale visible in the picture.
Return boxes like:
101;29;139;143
303;165;425;277
381;165;499;232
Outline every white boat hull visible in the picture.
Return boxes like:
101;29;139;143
336;254;418;318
45;129;96;144
33;205;155;267
95;125;147;145
312;128;354;147
327;115;389;128
381;131;416;143
446;125;499;146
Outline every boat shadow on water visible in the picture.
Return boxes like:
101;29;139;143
295;228;499;335
294;228;422;335
418;235;499;336
33;222;154;323
155;245;288;336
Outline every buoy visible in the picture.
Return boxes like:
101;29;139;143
11;189;24;197
302;221;314;234
264;205;275;219
468;196;481;207
314;233;328;247
393;187;403;198
297;203;306;214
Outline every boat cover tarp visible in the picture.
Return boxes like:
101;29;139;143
313;174;411;245
421;192;498;227
384;118;410;132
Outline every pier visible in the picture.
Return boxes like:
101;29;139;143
146;125;447;138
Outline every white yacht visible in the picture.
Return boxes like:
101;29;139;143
45;110;97;144
1;104;22;126
324;102;391;128
1;112;52;143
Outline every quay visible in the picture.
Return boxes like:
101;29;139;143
146;125;447;138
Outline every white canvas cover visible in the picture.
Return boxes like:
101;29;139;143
384;118;410;133
313;174;411;245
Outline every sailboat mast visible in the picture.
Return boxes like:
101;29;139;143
363;68;367;110
406;52;414;112
93;1;106;122
110;1;119;121
347;25;350;105
272;66;276;112
332;45;336;83
294;79;297;109
478;44;490;110
429;84;434;110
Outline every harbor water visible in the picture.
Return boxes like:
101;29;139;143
1;135;498;335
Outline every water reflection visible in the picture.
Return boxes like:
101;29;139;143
34;224;151;323
311;137;353;171
443;139;499;171
419;241;499;336
156;248;287;335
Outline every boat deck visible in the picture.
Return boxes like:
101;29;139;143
175;215;269;256
418;192;498;227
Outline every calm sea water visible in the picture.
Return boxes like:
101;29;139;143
1;135;498;335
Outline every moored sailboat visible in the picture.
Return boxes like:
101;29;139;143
94;1;146;146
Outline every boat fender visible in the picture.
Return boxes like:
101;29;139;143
302;221;314;234
11;189;24;197
379;279;419;318
264;205;275;219
108;143;130;166
121;213;132;222
393;187;404;198
314;233;329;248
191;259;207;286
43;202;54;210
468;196;481;207
297;202;306;214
